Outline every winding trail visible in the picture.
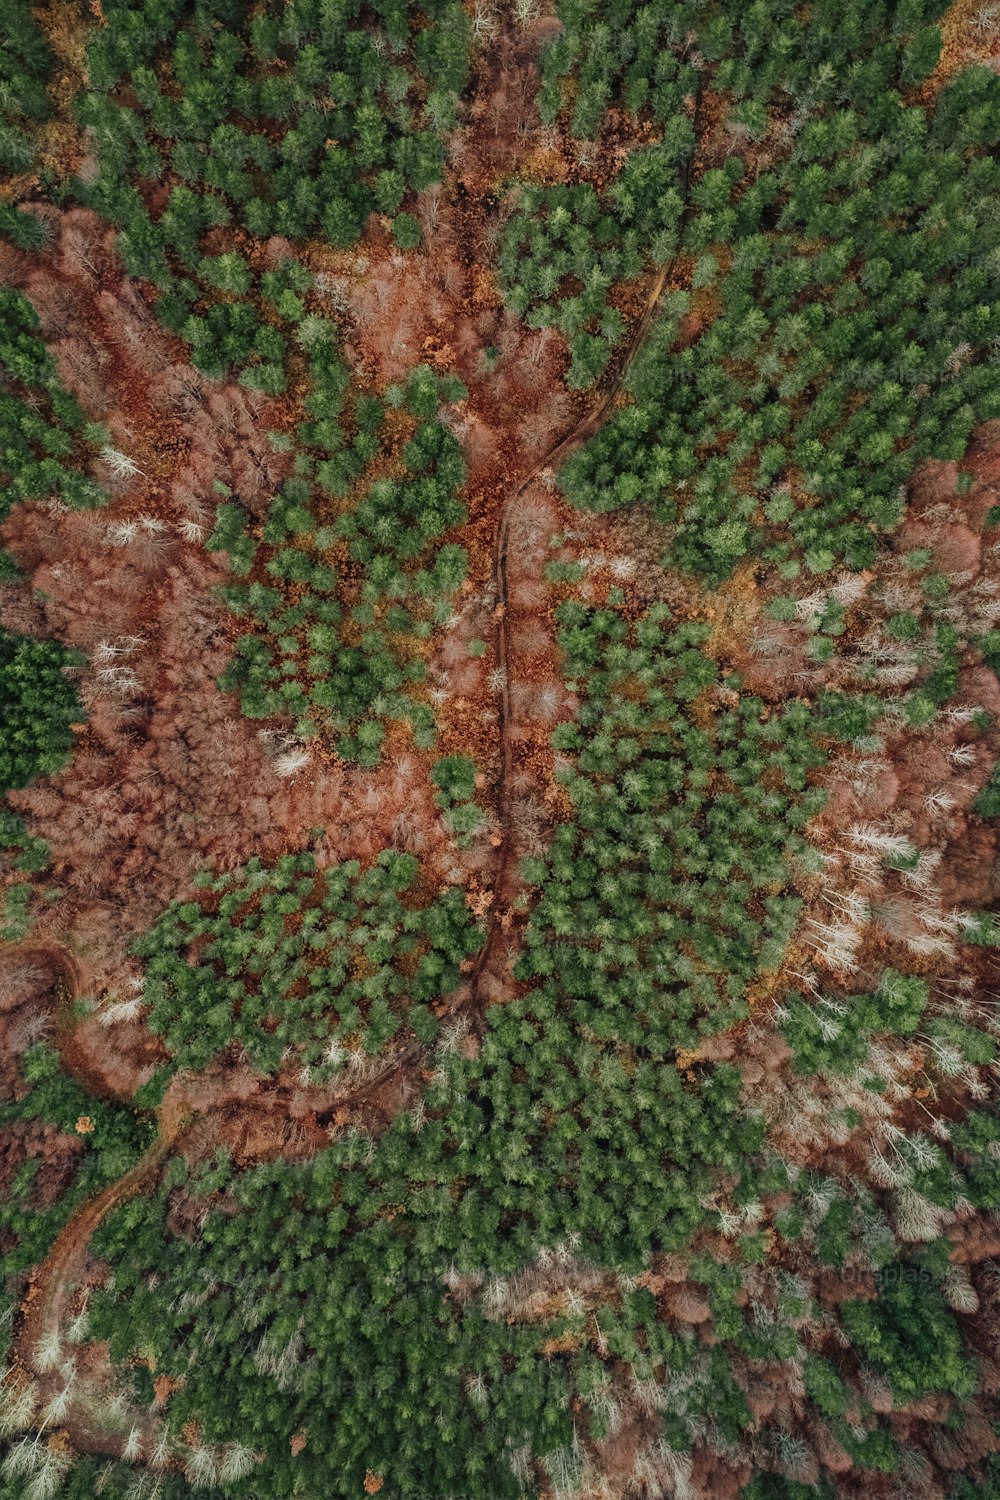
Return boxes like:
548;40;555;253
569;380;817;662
4;940;187;1457
19;1110;183;1364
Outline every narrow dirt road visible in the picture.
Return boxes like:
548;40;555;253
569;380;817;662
464;85;703;1003
19;1105;182;1360
317;247;690;1116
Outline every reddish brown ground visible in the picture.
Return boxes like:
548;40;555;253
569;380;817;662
4;8;1000;1493
0;10;696;1130
919;0;1000;96
0;16;680;1462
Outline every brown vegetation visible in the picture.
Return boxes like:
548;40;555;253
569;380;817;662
5;10;1000;1494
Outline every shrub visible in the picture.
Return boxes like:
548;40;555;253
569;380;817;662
0;290;107;518
213;356;468;761
79;0;470;380
0;629;84;794
555;51;1000;581
136;849;484;1074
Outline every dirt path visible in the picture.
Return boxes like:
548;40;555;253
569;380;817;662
18;1108;182;1364
314;244;691;1120
8;1091;199;1460
4;937;125;1097
5;937;82;1012
314;85;707;1114
463;86;704;1003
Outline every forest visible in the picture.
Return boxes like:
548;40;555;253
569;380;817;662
2;0;1000;1497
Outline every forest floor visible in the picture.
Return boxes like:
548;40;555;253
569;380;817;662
0;12;703;1458
4;2;1000;1485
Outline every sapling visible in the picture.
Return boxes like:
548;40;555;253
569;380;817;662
122;1424;143;1461
218;1445;256;1483
184;1445;219;1488
32;1331;61;1373
0;1377;36;1436
273;746;310;778
100;447;144;480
